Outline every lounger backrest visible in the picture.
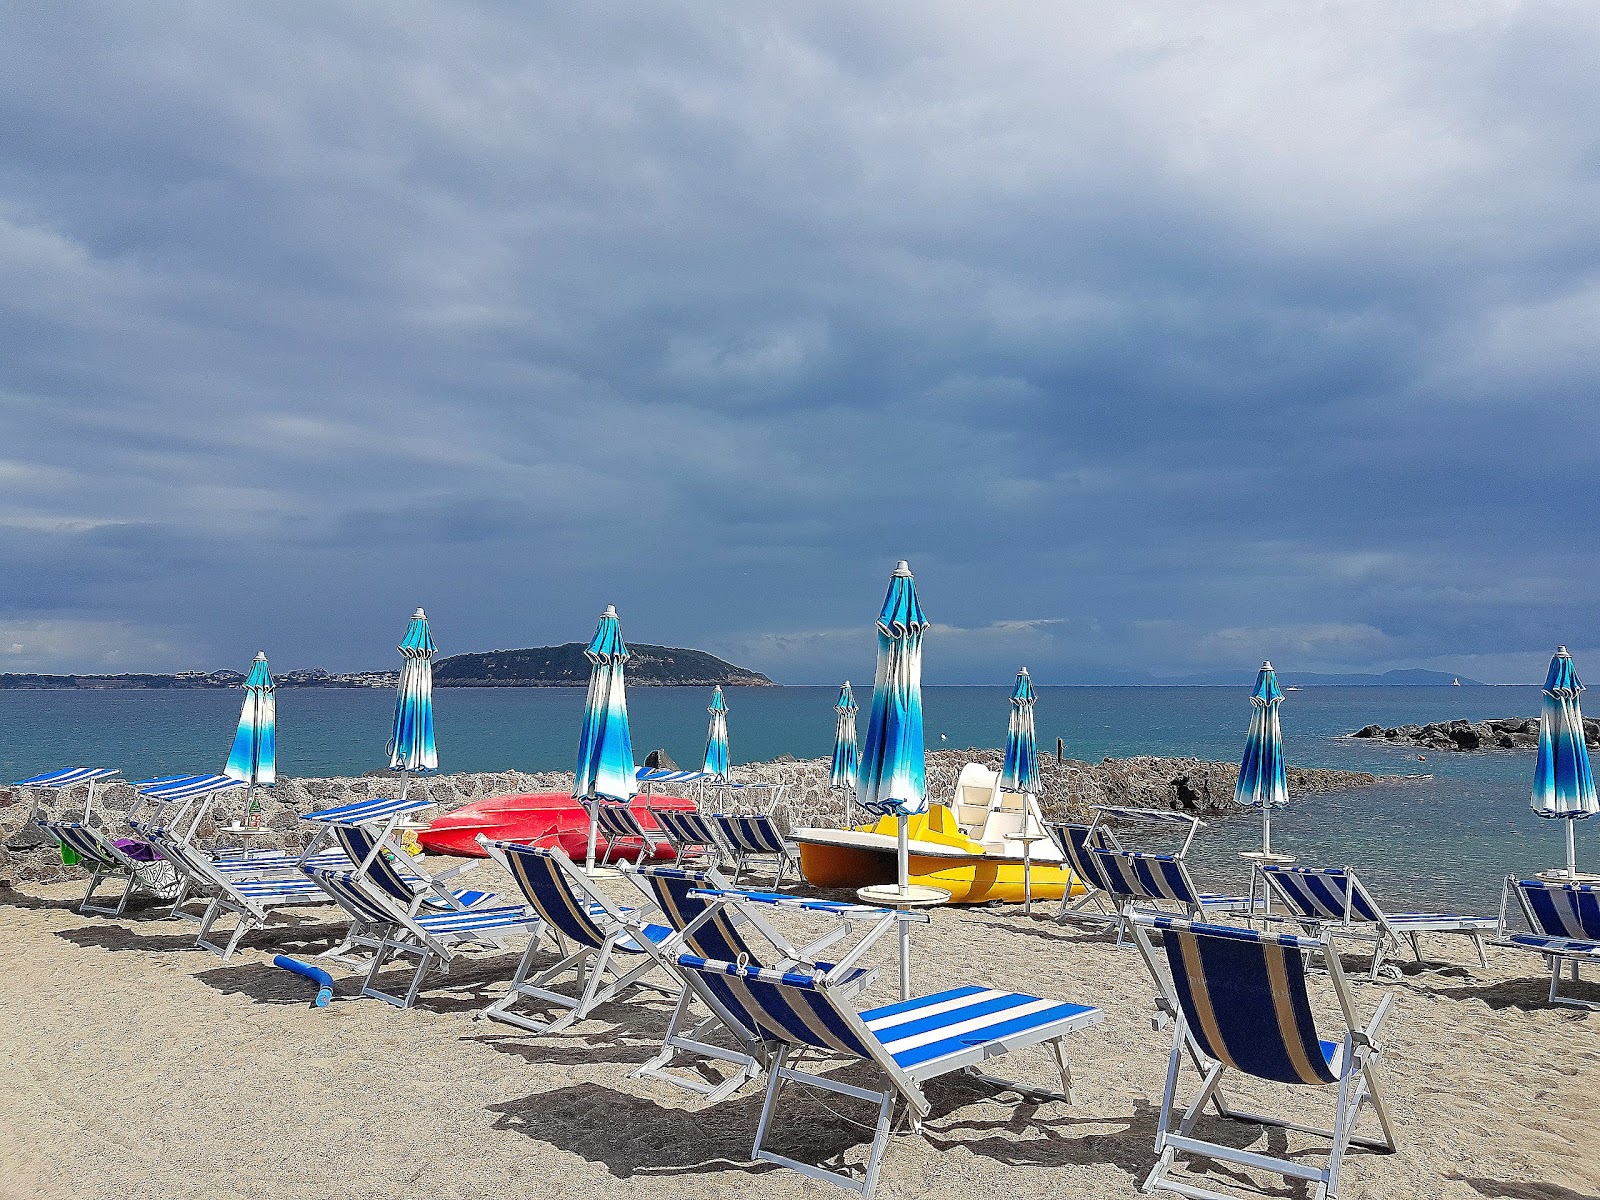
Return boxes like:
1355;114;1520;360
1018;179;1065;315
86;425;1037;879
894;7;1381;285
331;824;419;905
1262;866;1383;923
715;813;786;855
499;843;611;950
650;807;717;849
45;822;120;869
1093;848;1202;907
305;867;398;926
676;954;874;1060
596;803;646;842
1516;879;1600;941
1049;823;1112;892
637;867;758;965
1153;917;1338;1087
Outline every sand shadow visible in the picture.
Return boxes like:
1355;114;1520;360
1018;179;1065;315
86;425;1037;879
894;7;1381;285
1426;975;1599;1013
193;958;348;1006
461;990;680;1066
56;923;207;954
1450;1175;1600;1200
0;885;79;912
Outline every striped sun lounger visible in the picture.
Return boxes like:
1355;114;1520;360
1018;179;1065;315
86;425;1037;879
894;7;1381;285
1131;915;1398;1200
40;820;181;917
304;867;541;1009
1495;877;1600;1010
476;840;677;1033
673;953;1101;1196
1260;864;1495;979
1047;821;1120;928
593;802;673;866
1091;847;1251;942
710;813;797;888
648;807;727;869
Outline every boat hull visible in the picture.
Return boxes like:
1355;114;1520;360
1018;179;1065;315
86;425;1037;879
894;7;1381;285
796;830;1080;905
418;792;694;860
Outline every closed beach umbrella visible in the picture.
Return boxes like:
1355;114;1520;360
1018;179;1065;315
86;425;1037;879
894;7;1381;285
224;651;276;822
703;686;729;780
574;604;636;869
830;681;859;791
999;667;1040;796
1532;646;1598;877
1235;660;1289;854
388;608;439;801
857;560;929;998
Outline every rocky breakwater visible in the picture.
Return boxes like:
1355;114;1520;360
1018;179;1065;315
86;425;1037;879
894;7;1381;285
1351;717;1599;752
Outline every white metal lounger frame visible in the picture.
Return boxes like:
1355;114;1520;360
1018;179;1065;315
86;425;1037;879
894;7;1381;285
1047;819;1124;928
1129;915;1397;1200
1495;876;1600;1010
647;806;730;869
476;838;678;1033
41;821;180;916
674;945;1101;1196
592;802;673;866
146;827;335;959
710;812;798;887
1259;864;1495;980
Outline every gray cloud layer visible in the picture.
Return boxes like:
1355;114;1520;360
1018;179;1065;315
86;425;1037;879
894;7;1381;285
1;3;1597;682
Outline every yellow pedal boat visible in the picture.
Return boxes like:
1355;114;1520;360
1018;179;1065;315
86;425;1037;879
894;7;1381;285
794;763;1084;905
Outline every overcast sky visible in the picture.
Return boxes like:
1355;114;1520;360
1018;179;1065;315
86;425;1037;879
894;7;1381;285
2;3;1597;684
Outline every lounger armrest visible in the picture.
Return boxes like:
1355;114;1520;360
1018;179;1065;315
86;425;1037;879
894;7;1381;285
1356;991;1397;1049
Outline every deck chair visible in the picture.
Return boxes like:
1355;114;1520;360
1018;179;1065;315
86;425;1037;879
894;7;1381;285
711;813;797;887
648;806;727;868
1092;847;1251;943
1131;915;1397;1200
1495;877;1600;1010
146;826;336;959
593;802;674;866
1048;821;1120;928
476;839;678;1033
1260;864;1495;980
40;820;181;916
626;866;882;1103
674;953;1101;1196
303;867;542;1008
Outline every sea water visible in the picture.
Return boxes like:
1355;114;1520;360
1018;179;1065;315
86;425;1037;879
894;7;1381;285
0;684;1563;909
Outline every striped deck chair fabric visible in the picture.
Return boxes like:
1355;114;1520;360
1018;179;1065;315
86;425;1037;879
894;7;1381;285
646;807;725;868
1092;847;1250;940
41;821;180;917
478;840;676;1033
711;813;797;888
1495;878;1600;1010
305;866;541;1009
593;802;672;866
1261;864;1495;979
674;954;1101;1196
1048;822;1119;928
146;827;335;959
328;823;488;914
1134;915;1397;1200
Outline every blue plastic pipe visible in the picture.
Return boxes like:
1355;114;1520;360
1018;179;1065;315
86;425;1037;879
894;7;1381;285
272;955;335;1007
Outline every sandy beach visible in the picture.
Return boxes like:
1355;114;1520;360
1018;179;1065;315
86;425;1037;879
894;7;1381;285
2;861;1595;1200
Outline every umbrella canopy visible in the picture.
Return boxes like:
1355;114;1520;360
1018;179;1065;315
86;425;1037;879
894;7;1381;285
389;609;438;777
1532;646;1598;876
857;561;928;818
224;652;276;788
999;667;1040;796
1235;660;1289;853
830;681;859;790
702;686;730;780
574;605;636;869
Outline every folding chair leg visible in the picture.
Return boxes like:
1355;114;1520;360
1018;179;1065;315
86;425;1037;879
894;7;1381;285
751;1045;897;1196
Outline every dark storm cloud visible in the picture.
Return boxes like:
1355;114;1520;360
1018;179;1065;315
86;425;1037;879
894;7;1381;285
1;2;1598;683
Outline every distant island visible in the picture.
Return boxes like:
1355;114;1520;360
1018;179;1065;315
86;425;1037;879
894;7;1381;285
0;643;774;690
1161;668;1484;687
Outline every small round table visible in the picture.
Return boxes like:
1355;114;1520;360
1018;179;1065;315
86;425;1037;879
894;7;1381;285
857;884;950;1000
1012;831;1053;917
1240;850;1298;915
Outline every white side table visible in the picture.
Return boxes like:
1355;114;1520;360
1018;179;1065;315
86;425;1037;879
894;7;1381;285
857;883;950;999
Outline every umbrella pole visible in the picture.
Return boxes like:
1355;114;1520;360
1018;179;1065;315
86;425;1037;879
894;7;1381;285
1567;819;1577;878
897;815;911;1000
586;802;599;872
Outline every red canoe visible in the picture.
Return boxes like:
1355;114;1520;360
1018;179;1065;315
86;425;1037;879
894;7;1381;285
417;791;695;860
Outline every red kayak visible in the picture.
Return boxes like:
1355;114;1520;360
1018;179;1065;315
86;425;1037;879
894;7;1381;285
417;791;695;860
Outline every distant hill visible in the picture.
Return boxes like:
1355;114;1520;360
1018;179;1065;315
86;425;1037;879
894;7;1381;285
1160;668;1484;687
0;643;774;690
432;643;774;687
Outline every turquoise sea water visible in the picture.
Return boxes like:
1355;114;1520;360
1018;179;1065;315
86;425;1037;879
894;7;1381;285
0;684;1574;909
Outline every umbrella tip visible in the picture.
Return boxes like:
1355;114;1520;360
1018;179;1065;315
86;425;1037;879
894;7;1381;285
601;603;618;618
254;651;267;661
1019;665;1030;675
412;607;427;620
1558;645;1570;656
893;559;911;576
1262;660;1273;670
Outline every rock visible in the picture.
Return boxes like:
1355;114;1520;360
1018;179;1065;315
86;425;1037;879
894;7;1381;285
643;749;678;770
1354;725;1384;738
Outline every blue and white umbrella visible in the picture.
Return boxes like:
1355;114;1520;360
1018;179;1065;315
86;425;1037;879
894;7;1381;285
857;561;928;820
574;604;636;869
1532;646;1598;877
1235;660;1290;853
388;609;438;801
830;681;859;792
999;667;1040;797
224;651;276;822
702;686;730;780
